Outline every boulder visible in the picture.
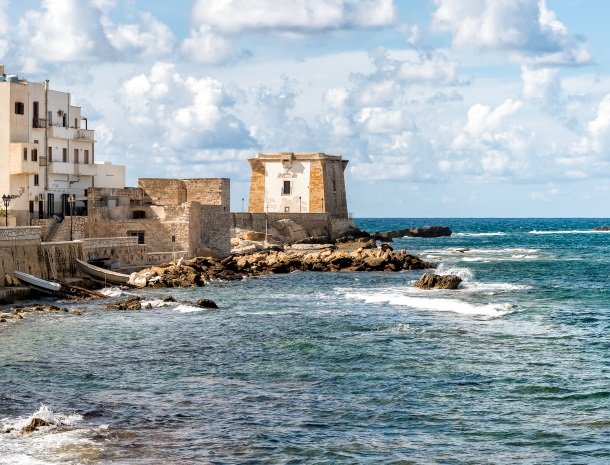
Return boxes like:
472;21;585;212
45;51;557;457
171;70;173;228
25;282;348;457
593;226;610;231
414;273;462;290
271;219;309;242
21;418;50;434
195;298;218;309
105;296;142;310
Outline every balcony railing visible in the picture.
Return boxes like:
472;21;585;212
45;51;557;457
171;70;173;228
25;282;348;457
33;117;47;128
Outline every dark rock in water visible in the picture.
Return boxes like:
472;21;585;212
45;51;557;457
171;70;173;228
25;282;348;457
380;243;393;252
162;295;176;302
21;417;50;433
414;273;462;290
373;225;452;242
195;298;218;309
105;295;142;311
593;226;610;231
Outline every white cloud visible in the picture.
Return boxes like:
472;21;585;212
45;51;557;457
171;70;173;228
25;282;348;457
181;26;233;65
398;52;457;84
583;94;610;155
432;0;590;66
18;0;113;66
119;62;254;150
521;65;561;108
106;12;175;59
355;107;414;134
192;0;396;33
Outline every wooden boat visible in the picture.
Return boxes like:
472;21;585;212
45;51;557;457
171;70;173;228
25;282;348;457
75;258;132;286
14;271;62;295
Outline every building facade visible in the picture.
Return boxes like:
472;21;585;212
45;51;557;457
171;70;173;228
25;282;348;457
0;65;124;226
248;152;349;216
86;178;231;261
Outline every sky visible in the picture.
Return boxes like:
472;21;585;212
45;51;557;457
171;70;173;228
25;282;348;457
3;0;610;217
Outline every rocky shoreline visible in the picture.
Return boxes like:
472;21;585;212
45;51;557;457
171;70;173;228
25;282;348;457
128;240;436;288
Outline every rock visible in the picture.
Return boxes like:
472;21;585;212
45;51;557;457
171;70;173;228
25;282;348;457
242;231;268;241
162;295;176;302
105;296;142;311
128;273;148;288
373;225;452;241
593;226;610;231
21;417;50;433
271;219;309;242
195;298;218;309
414;273;462;290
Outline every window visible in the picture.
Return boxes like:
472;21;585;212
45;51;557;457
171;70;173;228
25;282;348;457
128;231;145;244
63;148;67;163
23;148;27;161
33;174;39;186
284;206;290;213
74;148;79;164
48;147;52;160
132;210;146;219
84;149;89;164
15;101;24;115
282;180;291;195
31;149;37;162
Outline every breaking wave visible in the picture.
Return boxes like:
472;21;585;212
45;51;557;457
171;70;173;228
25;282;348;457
453;232;508;237
529;229;610;235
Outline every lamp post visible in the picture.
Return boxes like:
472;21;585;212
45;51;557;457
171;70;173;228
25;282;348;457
2;195;10;227
67;194;75;240
299;196;302;213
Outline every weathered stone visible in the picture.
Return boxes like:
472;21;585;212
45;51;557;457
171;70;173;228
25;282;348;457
414;273;462;290
21;418;50;433
195;298;218;309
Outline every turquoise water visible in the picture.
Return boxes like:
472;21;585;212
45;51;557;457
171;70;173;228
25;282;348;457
1;218;609;464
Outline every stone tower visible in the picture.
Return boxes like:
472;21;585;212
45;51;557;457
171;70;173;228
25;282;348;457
248;152;349;216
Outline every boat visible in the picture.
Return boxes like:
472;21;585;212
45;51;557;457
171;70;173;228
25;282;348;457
14;271;62;295
75;258;132;286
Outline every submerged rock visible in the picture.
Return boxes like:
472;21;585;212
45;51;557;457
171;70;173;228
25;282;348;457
105;295;142;311
414;273;462;290
593;226;610;231
195;298;218;309
21;417;50;434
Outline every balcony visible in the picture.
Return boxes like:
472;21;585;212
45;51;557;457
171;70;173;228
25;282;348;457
9;143;39;175
47;162;76;175
47;125;94;141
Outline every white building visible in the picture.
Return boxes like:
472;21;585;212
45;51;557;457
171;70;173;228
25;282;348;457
0;65;124;226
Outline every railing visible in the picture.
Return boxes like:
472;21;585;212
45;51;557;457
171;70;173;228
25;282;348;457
75;129;93;141
38;156;48;166
32;117;48;128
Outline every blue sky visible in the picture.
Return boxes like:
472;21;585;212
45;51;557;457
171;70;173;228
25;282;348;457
3;0;610;217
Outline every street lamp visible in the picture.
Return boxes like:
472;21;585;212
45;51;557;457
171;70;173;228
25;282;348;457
2;195;10;227
241;197;245;212
67;194;76;240
299;196;302;213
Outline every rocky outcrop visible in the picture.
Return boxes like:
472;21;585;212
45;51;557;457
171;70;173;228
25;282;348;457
105;295;143;311
373;225;452;242
129;246;436;288
593;226;610;231
21;418;50;434
271;218;309;242
414;273;462;290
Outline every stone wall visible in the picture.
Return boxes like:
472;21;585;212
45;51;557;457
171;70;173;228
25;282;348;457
183;178;230;209
196;205;231;258
81;236;145;268
322;159;349;216
137;178;186;206
0;227;84;285
248;159;266;212
308;160;325;213
232;213;354;240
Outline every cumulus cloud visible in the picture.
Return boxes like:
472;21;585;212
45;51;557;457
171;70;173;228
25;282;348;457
16;0;174;69
181;27;233;65
18;0;113;66
192;0;396;33
105;12;175;59
574;94;610;157
432;0;590;66
119;62;255;150
521;65;561;108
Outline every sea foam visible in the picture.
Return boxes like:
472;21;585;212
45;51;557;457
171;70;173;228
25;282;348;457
346;291;514;318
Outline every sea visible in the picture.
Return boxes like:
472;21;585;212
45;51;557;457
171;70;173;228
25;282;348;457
1;218;609;465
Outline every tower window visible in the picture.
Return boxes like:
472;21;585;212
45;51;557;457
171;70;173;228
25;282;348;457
282;180;291;195
15;101;24;115
31;149;38;162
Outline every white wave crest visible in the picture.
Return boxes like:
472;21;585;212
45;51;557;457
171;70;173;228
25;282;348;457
529;229;610;235
99;287;125;297
453;232;507;237
174;304;206;313
346;291;513;318
435;264;474;282
1;405;82;435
